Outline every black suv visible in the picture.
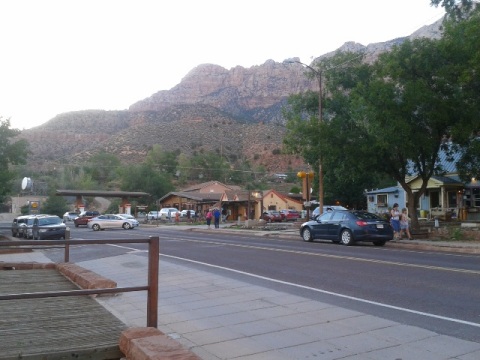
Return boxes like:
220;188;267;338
73;211;100;227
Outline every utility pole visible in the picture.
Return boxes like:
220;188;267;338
288;60;324;215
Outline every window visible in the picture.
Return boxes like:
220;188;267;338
318;212;332;221
377;194;387;207
473;188;480;207
447;191;457;208
331;212;345;221
430;191;440;208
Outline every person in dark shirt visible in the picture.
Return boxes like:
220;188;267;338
213;208;221;228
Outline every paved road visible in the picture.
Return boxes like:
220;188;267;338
32;224;480;343
2;222;480;359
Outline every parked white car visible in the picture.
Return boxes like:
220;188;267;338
180;209;196;218
63;211;79;222
159;208;179;219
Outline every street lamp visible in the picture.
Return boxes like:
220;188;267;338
287;60;324;215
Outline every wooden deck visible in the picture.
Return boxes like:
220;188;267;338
0;269;126;359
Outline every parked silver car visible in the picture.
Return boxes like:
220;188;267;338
87;214;139;231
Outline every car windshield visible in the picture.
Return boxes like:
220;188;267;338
39;217;63;225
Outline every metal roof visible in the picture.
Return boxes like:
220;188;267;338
365;186;399;195
56;190;150;197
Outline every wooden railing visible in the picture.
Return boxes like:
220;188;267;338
0;234;159;328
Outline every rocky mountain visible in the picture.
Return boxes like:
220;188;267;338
18;17;444;174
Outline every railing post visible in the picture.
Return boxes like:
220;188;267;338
147;236;159;328
64;227;70;263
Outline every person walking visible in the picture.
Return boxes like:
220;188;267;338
213;208;221;229
186;210;191;223
400;208;413;240
206;209;212;229
390;203;401;240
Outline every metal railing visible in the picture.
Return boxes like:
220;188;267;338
0;232;159;328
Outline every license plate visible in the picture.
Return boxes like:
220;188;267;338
376;224;384;229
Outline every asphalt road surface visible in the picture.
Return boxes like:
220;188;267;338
7;224;480;343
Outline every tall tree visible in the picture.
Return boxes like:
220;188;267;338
145;144;179;175
190;151;230;183
430;0;476;18
283;53;383;207
0;117;29;202
84;151;121;186
284;9;479;230
118;163;174;203
41;191;69;217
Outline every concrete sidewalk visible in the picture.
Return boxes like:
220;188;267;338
2;245;480;360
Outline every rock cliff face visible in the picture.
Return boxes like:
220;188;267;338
129;60;317;123
19;18;443;173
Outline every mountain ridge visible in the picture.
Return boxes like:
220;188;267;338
18;17;444;175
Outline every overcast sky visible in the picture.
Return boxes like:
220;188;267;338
1;0;445;130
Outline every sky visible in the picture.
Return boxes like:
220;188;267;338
0;1;446;130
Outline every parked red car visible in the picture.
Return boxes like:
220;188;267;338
262;210;283;222
73;210;100;227
280;209;300;222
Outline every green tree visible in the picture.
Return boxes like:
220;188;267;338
41;192;69;217
457;138;480;183
283;52;381;207
145;145;179;175
118;163;174;203
190;151;230;182
0;117;29;202
430;0;476;18
84;152;121;186
284;10;479;229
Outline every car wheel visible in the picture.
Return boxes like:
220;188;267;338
340;229;354;246
373;240;386;246
123;222;131;230
92;224;100;231
74;223;79;228
302;228;313;242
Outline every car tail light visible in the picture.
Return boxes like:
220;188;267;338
356;220;368;227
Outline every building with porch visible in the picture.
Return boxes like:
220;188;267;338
365;148;480;221
158;182;304;222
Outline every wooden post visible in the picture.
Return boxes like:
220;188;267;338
147;236;159;328
64;227;71;263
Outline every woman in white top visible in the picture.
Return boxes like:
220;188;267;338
390;203;401;240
